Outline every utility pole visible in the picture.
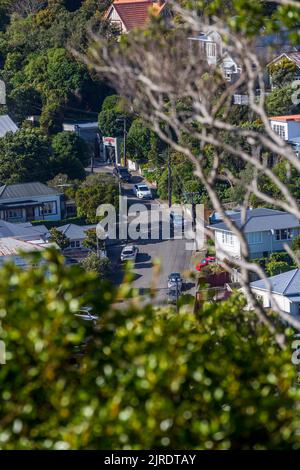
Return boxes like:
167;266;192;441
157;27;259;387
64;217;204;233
123;117;127;167
184;191;198;231
168;146;172;208
175;278;179;313
116;117;127;167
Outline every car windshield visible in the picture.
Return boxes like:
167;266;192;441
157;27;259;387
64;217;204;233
169;273;180;280
123;248;134;254
139;186;149;191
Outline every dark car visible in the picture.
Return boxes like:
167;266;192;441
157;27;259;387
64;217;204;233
167;288;178;304
113;166;132;182
168;272;183;290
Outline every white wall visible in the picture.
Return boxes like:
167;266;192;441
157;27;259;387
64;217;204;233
215;230;241;260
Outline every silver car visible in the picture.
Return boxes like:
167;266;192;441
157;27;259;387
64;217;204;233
134;184;152;199
120;245;139;262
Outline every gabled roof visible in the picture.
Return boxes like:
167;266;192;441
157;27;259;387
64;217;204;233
57;224;96;240
0;182;61;200
268;51;300;69
250;269;300;297
107;0;165;31
0;220;48;240
0;115;18;138
270;115;300;122
210;208;300;233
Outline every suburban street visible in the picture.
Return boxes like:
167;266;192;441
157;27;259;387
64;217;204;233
89;161;196;304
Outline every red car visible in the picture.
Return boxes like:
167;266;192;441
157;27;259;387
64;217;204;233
195;256;216;271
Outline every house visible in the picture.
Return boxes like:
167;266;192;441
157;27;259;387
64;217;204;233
210;208;300;261
269;115;300;141
0;237;46;268
249;268;300;317
0;182;63;223
57;224;96;250
0;219;49;245
189;31;242;83
0;115;18;138
105;0;168;34
267;52;300;88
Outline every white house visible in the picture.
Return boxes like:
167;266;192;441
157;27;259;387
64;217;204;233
0;182;63;223
249;269;300;317
269;115;300;141
210;208;300;261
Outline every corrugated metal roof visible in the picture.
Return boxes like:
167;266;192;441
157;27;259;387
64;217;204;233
210;208;300;233
251;269;300;296
0;115;18;138
57;224;96;240
0;182;61;200
0;220;48;240
0;237;44;257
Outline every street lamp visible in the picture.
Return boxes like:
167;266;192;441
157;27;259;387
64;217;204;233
116;117;127;167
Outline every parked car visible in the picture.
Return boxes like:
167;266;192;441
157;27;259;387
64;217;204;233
120;245;139;262
168;272;183;290
167;287;178;304
74;308;98;323
134;184;152;199
170;212;187;232
113;166;132;182
195;256;216;271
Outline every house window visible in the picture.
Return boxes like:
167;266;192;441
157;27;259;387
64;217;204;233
275;228;292;241
272;124;286;140
70;240;80;248
7;208;22;219
206;42;216;57
221;232;234;246
247;232;262;244
39;201;57;216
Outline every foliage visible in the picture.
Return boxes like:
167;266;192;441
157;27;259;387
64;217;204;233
268;57;298;88
291;235;300;252
49;226;70;250
0;128;52;183
98;95;132;137
266;85;300;117
75;173;119;224
81;228;98;252
265;259;291;277
50;132;88;179
80;252;110;277
0;257;300;449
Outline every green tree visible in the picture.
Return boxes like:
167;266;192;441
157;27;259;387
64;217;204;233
268;57;298;88
50;131;87;180
265;259;291;276
49;226;70;250
291;235;300;252
0;253;300;449
0;128;52;183
80;252;110;277
82;228;98;252
75;173;119;223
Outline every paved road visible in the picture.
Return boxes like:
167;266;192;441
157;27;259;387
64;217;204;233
87;162;196;304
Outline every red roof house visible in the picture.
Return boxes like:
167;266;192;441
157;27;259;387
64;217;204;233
105;0;166;34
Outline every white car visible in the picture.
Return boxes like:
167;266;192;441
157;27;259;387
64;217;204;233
134;184;152;199
120;245;139;262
